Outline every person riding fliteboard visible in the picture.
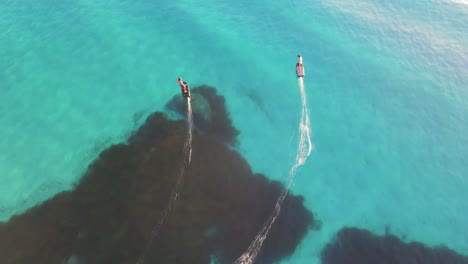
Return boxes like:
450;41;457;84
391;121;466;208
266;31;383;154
296;54;304;78
177;77;191;98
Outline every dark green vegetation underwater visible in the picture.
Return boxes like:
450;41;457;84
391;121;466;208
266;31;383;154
322;227;468;264
1;87;466;264
0;87;318;264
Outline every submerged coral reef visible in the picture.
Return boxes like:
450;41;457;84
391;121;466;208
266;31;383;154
321;227;468;264
0;87;316;264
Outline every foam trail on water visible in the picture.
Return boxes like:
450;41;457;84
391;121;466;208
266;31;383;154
187;99;193;165
233;78;312;264
136;99;193;264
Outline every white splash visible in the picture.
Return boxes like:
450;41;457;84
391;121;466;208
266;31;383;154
233;77;312;264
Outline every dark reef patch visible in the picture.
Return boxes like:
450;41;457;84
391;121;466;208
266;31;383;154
0;87;316;264
166;85;240;146
321;227;468;264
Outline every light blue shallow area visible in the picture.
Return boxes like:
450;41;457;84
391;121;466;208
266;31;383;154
1;0;467;262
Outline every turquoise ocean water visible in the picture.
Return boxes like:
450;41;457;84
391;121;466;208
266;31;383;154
1;0;467;262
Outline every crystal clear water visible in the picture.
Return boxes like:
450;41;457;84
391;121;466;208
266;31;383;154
1;0;467;262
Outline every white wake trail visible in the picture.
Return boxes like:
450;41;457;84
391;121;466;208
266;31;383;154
233;78;312;264
136;99;193;264
187;99;193;165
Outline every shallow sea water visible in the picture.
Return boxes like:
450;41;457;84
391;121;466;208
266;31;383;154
1;0;467;262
